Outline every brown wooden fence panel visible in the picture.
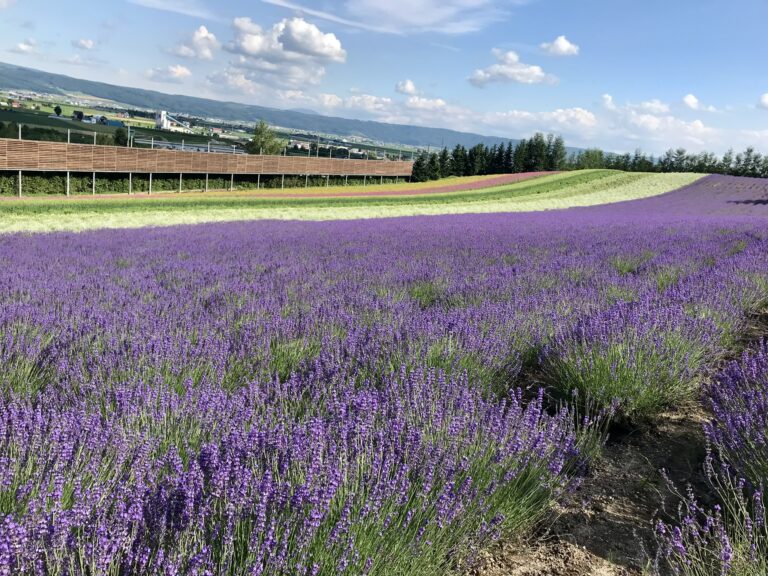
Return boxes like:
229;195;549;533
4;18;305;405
0;138;414;177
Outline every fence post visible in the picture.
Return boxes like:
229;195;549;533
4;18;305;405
149;173;153;195
232;145;236;155
380;176;383;185
257;174;260;190
17;171;21;197
281;174;285;189
305;173;309;188
93;132;97;145
179;173;182;193
66;171;70;196
151;137;154;150
18;124;21;140
207;142;210;153
205;173;209;192
345;174;348;186
129;172;133;195
92;172;96;195
181;140;185;152
230;173;234;191
326;174;329;187
364;175;367;187
68;129;71;144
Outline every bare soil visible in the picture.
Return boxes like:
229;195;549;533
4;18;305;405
471;405;709;576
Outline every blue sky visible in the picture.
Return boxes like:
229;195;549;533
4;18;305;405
2;0;768;153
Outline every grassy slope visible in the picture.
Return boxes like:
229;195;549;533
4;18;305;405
0;171;705;233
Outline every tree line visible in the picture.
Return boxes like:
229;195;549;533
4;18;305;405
568;147;768;178
411;131;768;182
411;133;567;182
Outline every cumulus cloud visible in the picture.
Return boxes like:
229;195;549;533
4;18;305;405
759;93;768;110
263;0;521;34
10;38;38;54
405;96;448;111
219;17;346;89
396;79;418;95
146;64;192;83
319;93;343;108
72;38;95;50
172;25;219;60
541;35;579;56
683;93;717;112
469;49;555;87
635;99;670;114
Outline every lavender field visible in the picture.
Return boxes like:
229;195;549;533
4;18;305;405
2;175;768;575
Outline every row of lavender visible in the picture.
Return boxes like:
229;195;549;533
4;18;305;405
657;342;768;574
1;205;767;574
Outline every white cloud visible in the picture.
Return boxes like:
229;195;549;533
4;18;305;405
172;25;220;60
683;93;716;112
127;0;220;20
319;93;343;108
0;0;16;8
469;49;555;87
396;79;418;95
345;94;394;114
146;64;192;83
635;99;670;114
222;17;346;89
484;107;597;132
10;38;38;54
72;38;95;50
262;0;525;34
601;94;616;111
759;93;768;110
405;96;448;111
541;35;579;56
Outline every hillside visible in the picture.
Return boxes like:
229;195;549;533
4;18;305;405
0;62;514;149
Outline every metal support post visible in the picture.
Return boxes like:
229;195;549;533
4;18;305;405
179;173;182;193
93;132;97;145
17;171;21;197
257;174;261;189
149;173;153;195
363;175;367;187
67;129;71;144
92;172;96;195
344;174;348;186
205;173;209;192
129;173;133;195
230;174;234;191
305;173;309;188
281;174;285;189
66;171;70;196
151;137;154;149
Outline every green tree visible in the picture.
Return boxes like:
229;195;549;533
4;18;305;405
438;147;450;178
54;105;62;117
427;152;441;180
113;128;129;147
546;135;567;171
245;120;286;155
411;152;429;182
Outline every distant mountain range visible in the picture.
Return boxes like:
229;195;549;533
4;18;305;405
0;62;517;149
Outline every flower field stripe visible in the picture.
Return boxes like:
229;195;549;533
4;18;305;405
0;171;705;233
1;196;768;573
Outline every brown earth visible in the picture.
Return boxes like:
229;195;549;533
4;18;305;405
470;405;709;576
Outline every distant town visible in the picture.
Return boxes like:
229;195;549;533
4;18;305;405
0;88;419;160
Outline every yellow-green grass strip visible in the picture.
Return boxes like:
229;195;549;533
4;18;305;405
0;171;705;233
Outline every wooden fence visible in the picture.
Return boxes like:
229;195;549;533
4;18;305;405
0;139;414;177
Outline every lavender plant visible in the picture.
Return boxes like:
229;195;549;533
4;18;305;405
0;196;767;573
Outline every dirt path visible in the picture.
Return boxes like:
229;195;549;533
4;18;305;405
471;406;709;575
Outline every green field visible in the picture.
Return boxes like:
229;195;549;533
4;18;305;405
0;171;703;233
0;109;117;134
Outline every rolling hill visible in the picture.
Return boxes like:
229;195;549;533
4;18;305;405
0;62;516;149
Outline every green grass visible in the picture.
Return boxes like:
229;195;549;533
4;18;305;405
0;171;705;233
0;109;117;134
